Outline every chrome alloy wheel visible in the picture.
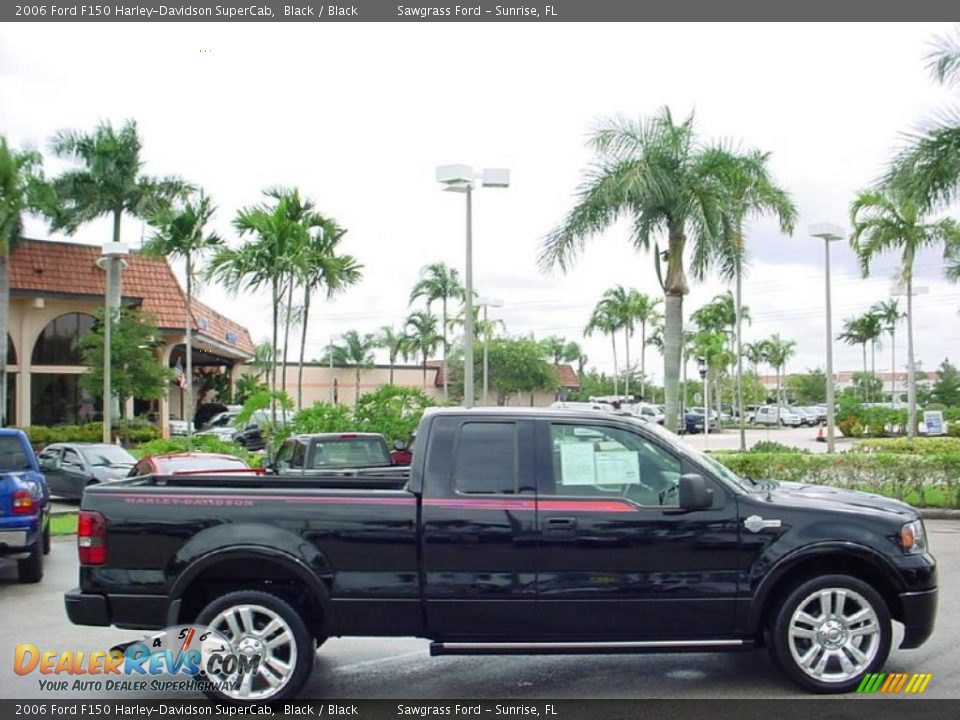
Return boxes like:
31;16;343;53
787;587;881;683
206;603;298;701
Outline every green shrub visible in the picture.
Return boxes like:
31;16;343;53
292;402;354;435
133;436;253;465
947;423;960;438
354;385;435;445
853;437;960;455
712;451;960;507
837;418;863;438
748;440;806;454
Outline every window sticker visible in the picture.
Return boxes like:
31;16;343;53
595;450;640;485
558;442;596;485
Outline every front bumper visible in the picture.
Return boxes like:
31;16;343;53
899;587;938;649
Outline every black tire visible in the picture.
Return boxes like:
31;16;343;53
42;523;51;555
195;590;314;702
769;574;891;693
17;536;44;583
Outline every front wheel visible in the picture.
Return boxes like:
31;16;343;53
195;590;314;702
770;574;891;693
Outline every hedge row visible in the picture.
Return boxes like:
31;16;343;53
711;451;960;507
852;437;960;455
17;422;159;446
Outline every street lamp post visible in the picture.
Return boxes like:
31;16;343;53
697;356;709;450
477;297;503;406
436;165;509;408
96;243;129;444
892;283;929;438
810;223;844;453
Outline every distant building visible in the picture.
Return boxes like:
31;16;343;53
757;371;939;394
5;239;254;434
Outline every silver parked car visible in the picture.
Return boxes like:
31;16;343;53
38;443;136;500
753;405;804;427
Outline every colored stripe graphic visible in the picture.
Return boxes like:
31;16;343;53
857;672;931;694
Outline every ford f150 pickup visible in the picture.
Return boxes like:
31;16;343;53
65;408;937;701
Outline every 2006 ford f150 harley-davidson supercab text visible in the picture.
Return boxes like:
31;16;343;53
65;408;937;701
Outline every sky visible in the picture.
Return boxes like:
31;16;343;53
2;22;959;383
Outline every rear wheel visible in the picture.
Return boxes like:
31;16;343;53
17;536;44;583
42;523;51;555
195;590;314;702
770;574;890;693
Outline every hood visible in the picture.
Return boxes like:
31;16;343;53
93;465;134;480
758;480;918;522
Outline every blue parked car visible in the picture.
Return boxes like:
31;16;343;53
0;428;50;583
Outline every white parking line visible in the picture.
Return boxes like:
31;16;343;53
331;650;426;674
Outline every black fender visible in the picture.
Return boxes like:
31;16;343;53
745;540;905;635
165;524;337;633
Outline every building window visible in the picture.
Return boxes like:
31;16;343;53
30;374;100;426
4;373;14;427
6;334;15;365
32;313;95;366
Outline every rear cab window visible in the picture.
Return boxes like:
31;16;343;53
453;422;518;495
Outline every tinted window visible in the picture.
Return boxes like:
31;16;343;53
62;448;83;468
81;446;135;467
0;436;29;470
32;313;95;365
454;422;517;494
308;439;390;468
550;423;682;507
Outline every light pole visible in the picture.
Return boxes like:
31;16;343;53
436;165;510;408
810;223;844;453
477;297;503;406
892;283;929;438
95;243;128;443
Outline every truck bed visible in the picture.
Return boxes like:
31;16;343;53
112;468;410;491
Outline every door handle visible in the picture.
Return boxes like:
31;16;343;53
543;517;577;537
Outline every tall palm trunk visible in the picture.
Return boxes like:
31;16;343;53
355;366;361;409
389;356;395;384
297;288;311;411
184;256;194;449
639;321;647;401
610;334;619;397
735;266;746;450
862;344;868;402
623;328;631;398
890;328;896;405
906;270;917;438
662;229;688;434
441;298;448;402
270;279;279;426
422;350;427;390
870;340;877;404
281;277;294;395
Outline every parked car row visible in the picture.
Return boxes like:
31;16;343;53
748;405;828;427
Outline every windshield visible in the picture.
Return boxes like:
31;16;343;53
309;438;391;468
82;445;136;467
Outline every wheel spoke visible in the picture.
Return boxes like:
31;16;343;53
832;589;847;616
844;641;868;665
836;650;856;675
795;611;819;627
848;621;877;638
224;612;243;641
844;608;872;626
260;618;283;639
266;654;292;675
239;606;256;635
818;591;832;618
267;630;292;650
789;627;817;640
258;666;281;688
239;670;254;697
811;650;829;677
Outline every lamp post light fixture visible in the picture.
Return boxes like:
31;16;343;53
892;282;929;438
476;297;504;406
436;165;510;408
809;223;845;453
96;242;129;443
697;355;709;449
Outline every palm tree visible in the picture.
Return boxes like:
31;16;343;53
44;120;189;246
887;31;960;211
627;290;662;401
294;218;361;409
328;330;376;408
838;316;871;400
584;296;622;396
761;334;796;423
872;299;905;403
742;341;766;404
712;151;796;448
850;187;960;435
378;325;412;384
0;139;41;426
539;108;743;432
861;311;885;402
405;311;442;390
143;192;223;444
410;263;463;402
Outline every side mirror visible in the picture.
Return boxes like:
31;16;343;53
678;474;713;511
41;456;61;471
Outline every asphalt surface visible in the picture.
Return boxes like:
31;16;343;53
1;522;958;700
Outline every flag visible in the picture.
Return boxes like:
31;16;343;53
175;359;188;390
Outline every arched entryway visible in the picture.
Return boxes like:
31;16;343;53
30;312;100;425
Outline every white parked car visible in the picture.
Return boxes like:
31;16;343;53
168;414;191;436
550;400;616;412
622;402;666;424
754;405;804;427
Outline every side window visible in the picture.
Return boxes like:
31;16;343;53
453;422;517;494
550;423;682;507
291;441;306;469
62;448;83;468
275;440;295;468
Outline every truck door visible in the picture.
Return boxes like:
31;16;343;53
534;418;740;640
420;416;539;639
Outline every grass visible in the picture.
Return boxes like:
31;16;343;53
50;513;78;536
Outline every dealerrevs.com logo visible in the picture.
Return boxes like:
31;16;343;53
13;625;261;693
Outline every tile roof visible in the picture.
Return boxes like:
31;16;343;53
11;239;254;356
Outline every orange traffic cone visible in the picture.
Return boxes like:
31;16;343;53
816;423;826;442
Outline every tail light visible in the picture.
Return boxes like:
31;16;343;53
12;490;35;515
77;510;107;565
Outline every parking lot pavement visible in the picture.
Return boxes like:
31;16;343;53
679;425;858;454
1;521;958;700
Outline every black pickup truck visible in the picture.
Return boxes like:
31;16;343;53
65;408;937;701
